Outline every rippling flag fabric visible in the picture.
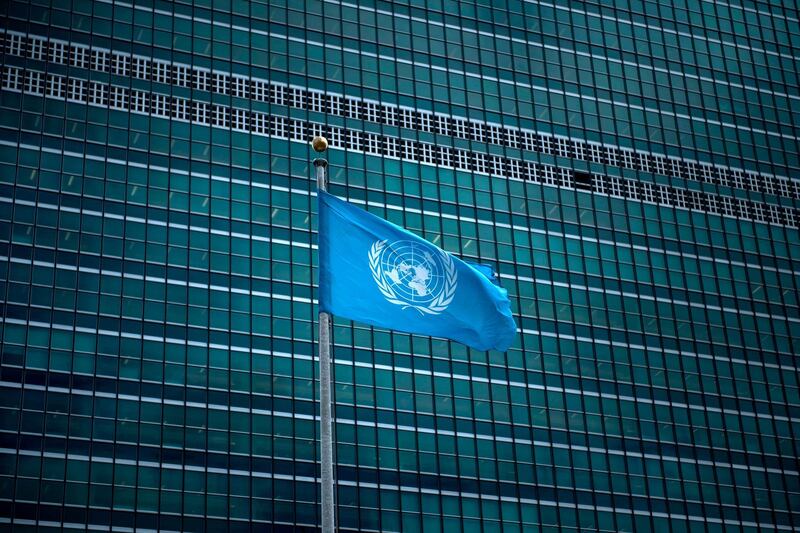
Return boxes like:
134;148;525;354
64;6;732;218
318;190;517;351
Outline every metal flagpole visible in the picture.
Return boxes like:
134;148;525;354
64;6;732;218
312;136;335;533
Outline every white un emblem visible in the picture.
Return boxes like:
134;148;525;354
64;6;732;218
368;240;457;315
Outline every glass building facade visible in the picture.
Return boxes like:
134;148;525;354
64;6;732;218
0;0;799;531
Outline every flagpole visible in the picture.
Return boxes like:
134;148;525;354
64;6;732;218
312;136;335;533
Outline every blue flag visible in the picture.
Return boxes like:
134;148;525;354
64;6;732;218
318;191;517;351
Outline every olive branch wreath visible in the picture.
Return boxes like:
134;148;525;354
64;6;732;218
368;240;457;315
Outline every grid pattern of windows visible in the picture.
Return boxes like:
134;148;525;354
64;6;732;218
1;30;796;202
2;65;797;230
0;2;799;533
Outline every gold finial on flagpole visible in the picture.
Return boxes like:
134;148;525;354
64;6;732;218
312;136;328;153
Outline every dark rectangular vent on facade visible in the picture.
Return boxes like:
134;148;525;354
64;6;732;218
573;171;593;190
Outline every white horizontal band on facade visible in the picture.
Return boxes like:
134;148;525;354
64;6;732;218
0;517;185;533
0;254;308;304
0;495;316;530
518;322;798;378
0;446;793;530
0;195;311;247
3;28;798;201
2;139;797;282
0;520;316;533
2;66;799;231
2;316;797;427
506;268;800;327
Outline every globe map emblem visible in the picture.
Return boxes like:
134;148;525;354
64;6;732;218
379;241;446;305
369;239;458;315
